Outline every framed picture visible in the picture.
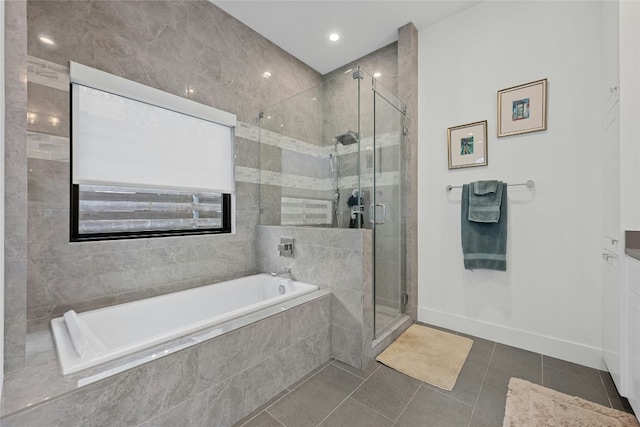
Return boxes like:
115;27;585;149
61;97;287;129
497;79;547;137
447;120;488;169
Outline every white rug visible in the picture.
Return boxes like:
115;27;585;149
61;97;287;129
376;324;473;391
503;377;640;427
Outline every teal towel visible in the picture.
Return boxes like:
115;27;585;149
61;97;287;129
461;183;507;271
468;181;503;223
474;180;498;195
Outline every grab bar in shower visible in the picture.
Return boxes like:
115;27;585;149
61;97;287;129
445;180;535;191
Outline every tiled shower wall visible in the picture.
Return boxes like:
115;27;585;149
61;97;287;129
15;0;323;359
257;43;402;229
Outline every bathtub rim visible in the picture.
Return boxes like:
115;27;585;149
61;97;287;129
51;274;319;375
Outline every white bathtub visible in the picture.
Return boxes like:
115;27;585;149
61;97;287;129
51;274;318;375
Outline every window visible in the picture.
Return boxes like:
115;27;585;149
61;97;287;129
69;62;236;241
74;185;230;238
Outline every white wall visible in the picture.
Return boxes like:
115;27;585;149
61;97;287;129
417;1;604;368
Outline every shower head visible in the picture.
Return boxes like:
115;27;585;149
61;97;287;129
336;131;358;146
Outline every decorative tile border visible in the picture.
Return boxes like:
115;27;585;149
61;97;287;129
27;55;70;92
26;56;401;191
27;132;70;161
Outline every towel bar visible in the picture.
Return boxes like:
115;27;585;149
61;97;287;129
446;180;534;191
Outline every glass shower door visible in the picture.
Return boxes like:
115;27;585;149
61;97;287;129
372;79;406;339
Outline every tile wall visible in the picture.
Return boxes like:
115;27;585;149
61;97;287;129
4;0;28;373
21;0;323;337
256;225;374;369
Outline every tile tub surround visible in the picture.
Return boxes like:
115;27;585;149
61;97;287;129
1;291;331;425
256;225;376;370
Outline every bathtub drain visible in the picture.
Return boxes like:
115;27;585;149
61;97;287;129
278;284;286;295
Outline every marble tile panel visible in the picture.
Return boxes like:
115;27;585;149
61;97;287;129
4;258;27;373
5;0;27;42
144;368;254;427
27;82;69;137
27;3;94;66
197;314;290;392
27;157;68;206
89;0;188;47
291;226;363;251
235;136;260;169
5;208;27;262
93;34;156;89
236;181;260;212
28;1;94;29
4;104;28;195
293;245;362;291
250;355;289;409
281;327;332;388
260;143;282;173
187;69;237;115
74;348;197;425
329;286;363;333
288;296;331;342
5;36;28;110
205;369;260;426
4;343;199;426
331;324;363;369
259;185;282;226
282;150;331;179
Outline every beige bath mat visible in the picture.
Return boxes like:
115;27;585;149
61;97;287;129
503;377;640;427
375;324;473;391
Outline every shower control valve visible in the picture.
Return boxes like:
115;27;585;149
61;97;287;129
277;238;294;257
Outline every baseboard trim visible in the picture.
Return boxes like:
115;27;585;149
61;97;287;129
418;307;606;370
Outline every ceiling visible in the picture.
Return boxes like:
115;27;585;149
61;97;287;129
212;1;480;75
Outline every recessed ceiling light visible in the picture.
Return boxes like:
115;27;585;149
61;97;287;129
329;33;340;42
39;35;55;45
373;72;382;78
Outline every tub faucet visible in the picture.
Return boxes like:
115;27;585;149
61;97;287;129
271;267;291;278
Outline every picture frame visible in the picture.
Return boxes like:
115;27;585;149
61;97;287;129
497;78;547;137
447;120;488;169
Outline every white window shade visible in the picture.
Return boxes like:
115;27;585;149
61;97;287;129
70;63;236;193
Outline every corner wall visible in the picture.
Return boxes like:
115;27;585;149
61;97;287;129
417;1;604;368
4;0;27;374
1;0;5;390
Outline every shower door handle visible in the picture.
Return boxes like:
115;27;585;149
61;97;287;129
369;203;386;224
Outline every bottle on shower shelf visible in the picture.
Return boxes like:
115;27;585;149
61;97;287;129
347;189;365;228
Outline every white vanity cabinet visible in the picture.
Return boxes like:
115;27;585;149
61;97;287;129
626;255;640;414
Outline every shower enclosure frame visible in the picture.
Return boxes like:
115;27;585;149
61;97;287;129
257;64;408;344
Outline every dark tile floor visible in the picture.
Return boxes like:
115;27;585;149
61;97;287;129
234;324;634;427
